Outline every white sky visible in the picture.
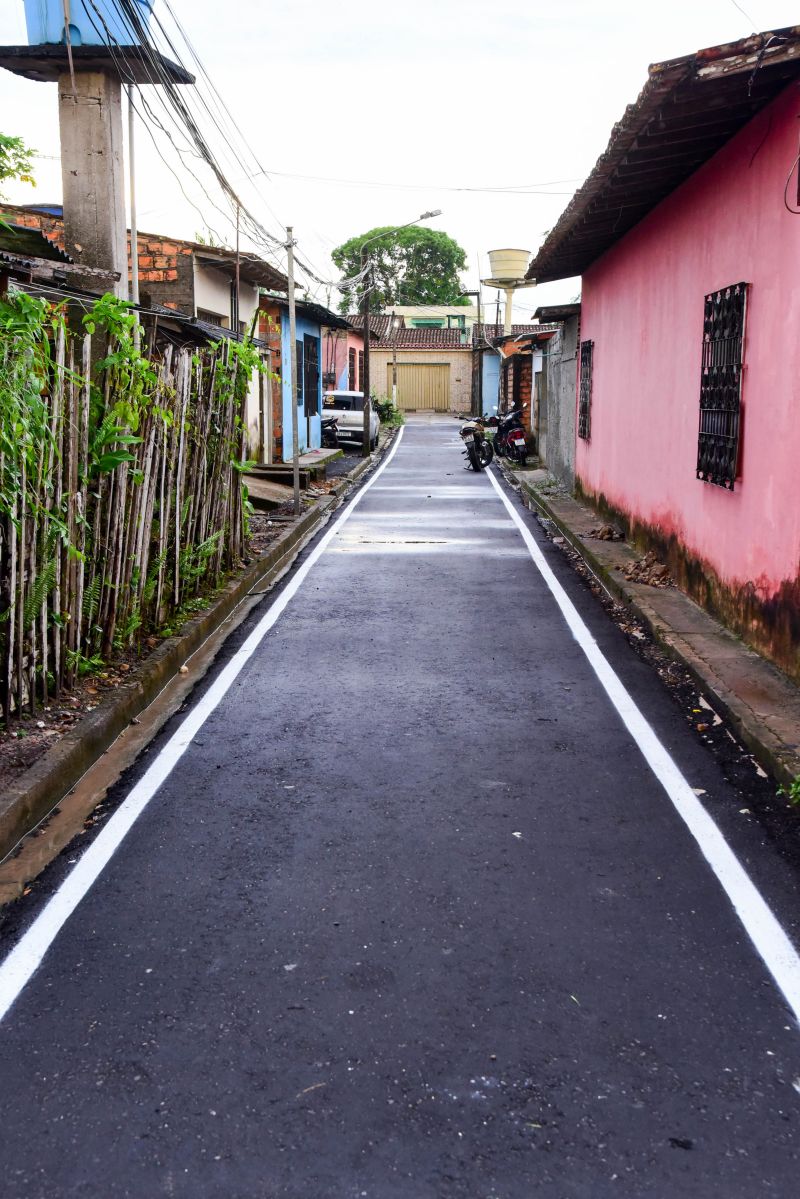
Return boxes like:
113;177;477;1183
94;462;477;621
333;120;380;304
1;0;798;314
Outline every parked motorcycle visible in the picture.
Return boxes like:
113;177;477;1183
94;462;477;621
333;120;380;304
486;404;529;464
459;419;492;471
321;413;340;448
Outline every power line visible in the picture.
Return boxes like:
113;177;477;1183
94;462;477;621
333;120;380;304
728;0;757;28
263;168;580;196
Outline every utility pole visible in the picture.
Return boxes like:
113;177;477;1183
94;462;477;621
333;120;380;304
391;310;398;410
234;203;241;334
127;84;140;350
287;227;300;514
361;246;371;459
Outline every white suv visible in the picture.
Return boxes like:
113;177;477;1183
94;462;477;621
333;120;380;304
323;391;380;450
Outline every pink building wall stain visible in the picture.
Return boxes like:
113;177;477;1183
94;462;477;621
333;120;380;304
577;83;800;634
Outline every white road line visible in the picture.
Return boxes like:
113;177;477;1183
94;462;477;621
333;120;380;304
486;466;800;1026
0;431;407;1026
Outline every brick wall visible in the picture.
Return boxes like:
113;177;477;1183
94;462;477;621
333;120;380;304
0;205;65;251
133;233;195;313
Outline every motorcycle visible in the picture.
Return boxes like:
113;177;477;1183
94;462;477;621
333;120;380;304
486;404;529;464
459;419;493;471
321;413;340;448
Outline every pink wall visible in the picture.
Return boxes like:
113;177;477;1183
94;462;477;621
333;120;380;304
578;83;800;606
322;327;364;392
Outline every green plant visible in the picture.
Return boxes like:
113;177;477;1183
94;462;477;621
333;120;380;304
0;133;35;206
372;395;405;427
332;225;469;313
777;777;800;807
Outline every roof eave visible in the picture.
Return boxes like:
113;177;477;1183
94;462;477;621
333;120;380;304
526;26;800;283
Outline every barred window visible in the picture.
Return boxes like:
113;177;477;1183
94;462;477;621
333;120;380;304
697;282;748;491
578;340;593;440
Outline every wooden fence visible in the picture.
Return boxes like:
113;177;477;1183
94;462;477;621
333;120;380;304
0;307;253;726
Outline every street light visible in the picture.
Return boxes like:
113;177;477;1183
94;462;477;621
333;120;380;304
360;210;442;456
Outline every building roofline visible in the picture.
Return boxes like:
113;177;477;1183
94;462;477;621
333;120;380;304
526;27;800;283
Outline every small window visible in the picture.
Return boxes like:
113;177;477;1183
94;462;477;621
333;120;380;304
348;347;357;391
578;340;593;440
358;350;364;389
697;282;748;491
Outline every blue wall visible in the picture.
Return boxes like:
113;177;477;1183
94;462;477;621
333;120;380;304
281;313;322;461
482;352;501;417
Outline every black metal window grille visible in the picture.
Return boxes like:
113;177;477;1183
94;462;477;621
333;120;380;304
578;340;593;440
303;335;320;416
348;347;356;390
295;340;303;407
358;350;364;390
697;282;748;491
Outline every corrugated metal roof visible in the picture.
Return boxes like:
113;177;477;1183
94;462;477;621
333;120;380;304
527;27;800;283
0;223;72;265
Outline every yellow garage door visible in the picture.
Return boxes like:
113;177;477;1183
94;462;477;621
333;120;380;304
389;363;450;412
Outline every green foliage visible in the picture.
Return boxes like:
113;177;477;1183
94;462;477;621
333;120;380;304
372;395;405;427
332;225;469;314
777;777;800;807
0;133;36;202
65;648;105;678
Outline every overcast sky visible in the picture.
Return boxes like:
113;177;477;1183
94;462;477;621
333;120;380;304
2;0;798;314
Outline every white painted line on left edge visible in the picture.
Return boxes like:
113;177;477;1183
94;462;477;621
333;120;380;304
486;466;800;1026
0;429;406;1026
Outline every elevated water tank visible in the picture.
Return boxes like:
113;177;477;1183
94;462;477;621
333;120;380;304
23;0;156;47
487;248;531;283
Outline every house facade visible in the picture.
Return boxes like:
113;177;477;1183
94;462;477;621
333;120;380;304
534;303;581;490
369;327;473;414
527;28;800;678
259;296;351;461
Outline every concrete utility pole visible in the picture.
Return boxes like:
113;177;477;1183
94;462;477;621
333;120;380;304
0;27;194;295
59;69;128;295
127;85;141;350
286;227;301;516
361;246;371;459
391;310;399;409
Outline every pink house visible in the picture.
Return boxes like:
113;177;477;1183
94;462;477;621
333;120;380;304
320;315;393;392
527;27;800;680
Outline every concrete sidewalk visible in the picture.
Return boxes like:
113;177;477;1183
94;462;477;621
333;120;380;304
509;466;800;787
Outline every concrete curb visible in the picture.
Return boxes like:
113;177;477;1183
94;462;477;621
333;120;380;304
506;466;800;788
0;436;394;862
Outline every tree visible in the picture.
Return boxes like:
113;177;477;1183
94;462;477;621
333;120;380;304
331;225;469;314
0;134;35;199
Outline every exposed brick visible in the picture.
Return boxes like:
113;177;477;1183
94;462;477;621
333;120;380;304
165;268;178;281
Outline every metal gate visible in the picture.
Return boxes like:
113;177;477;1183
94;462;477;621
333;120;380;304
388;363;450;411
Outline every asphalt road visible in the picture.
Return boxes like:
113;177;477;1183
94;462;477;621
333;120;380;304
1;417;800;1198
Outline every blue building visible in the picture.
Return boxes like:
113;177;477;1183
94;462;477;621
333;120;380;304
260;295;351;461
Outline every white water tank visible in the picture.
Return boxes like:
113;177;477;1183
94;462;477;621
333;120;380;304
487;248;531;282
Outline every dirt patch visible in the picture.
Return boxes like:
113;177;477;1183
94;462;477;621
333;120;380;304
623;550;672;587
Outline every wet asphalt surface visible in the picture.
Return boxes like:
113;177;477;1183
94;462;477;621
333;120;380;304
1;417;800;1197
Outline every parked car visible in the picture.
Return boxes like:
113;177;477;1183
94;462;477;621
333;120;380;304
322;391;380;449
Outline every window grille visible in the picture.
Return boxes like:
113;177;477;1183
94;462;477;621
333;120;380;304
578;340;593;440
358;350;364;390
303;335;320;416
697;282;748;490
348;347;356;391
